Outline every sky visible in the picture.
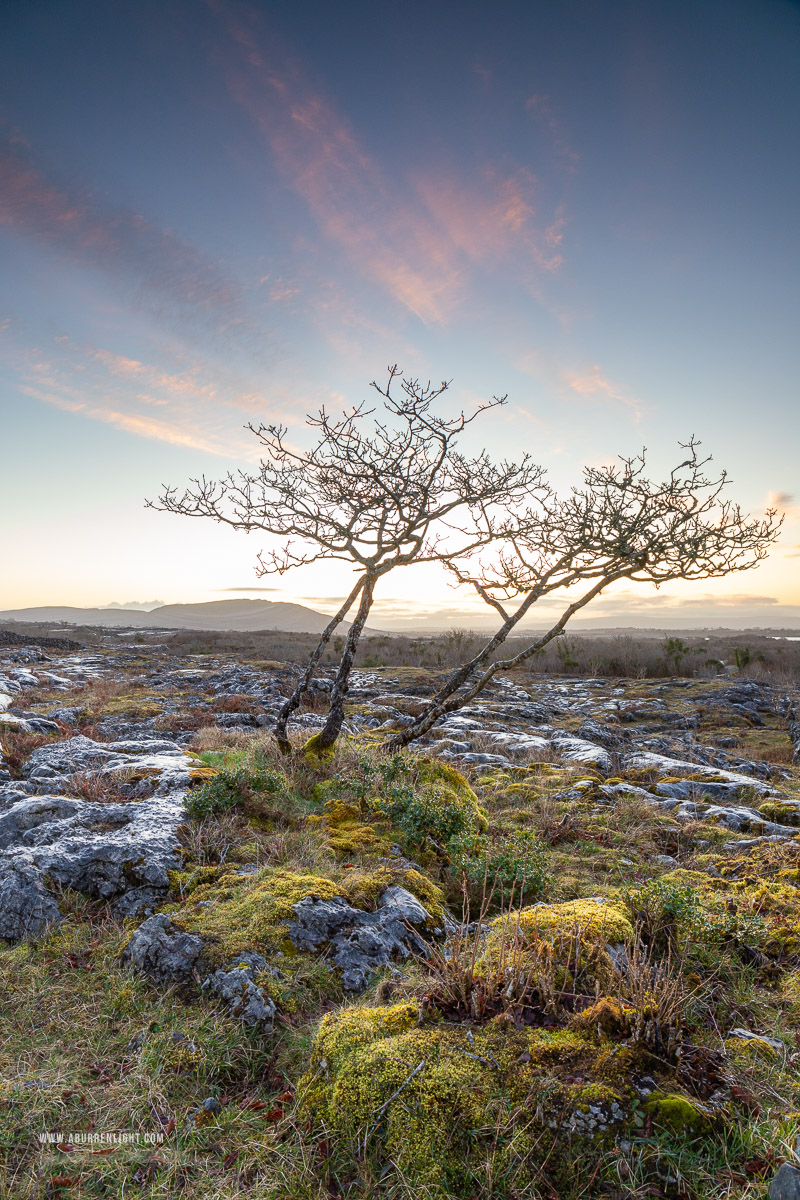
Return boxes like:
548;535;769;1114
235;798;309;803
1;0;799;630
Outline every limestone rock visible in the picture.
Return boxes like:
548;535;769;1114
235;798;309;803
770;1164;800;1200
201;953;277;1027
289;884;432;991
0;853;63;941
121;914;202;984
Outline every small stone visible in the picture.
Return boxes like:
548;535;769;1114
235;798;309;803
729;1027;785;1053
654;854;679;868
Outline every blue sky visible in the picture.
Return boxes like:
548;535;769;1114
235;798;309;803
1;0;798;627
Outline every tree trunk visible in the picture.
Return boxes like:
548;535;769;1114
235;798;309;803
384;571;631;750
311;574;377;752
381;582;549;750
273;577;365;753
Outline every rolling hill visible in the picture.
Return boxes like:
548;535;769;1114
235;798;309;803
0;599;357;634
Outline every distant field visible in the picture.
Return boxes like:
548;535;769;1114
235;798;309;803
3;620;800;684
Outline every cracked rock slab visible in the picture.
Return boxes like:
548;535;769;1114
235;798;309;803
201;954;277;1028
0;853;64;941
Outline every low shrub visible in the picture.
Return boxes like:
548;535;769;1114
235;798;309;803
447;827;549;897
185;755;288;819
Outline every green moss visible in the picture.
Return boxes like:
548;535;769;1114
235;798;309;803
300;1004;663;1193
307;795;393;857
725;1035;780;1060
303;731;335;761
495;897;633;947
337;865;446;923
644;1093;713;1136
759;802;800;827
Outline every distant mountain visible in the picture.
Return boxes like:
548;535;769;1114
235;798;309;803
0;599;363;634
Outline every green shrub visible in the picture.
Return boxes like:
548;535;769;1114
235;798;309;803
317;753;487;851
447;828;549;896
185;757;286;819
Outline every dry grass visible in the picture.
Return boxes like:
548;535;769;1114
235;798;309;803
61;766;145;804
0;727;69;777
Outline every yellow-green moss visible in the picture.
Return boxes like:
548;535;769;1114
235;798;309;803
479;899;633;992
644;1093;713;1135
307;795;392;858
337;865;446;923
759;802;800;827
725;1036;779;1061
494;898;634;947
570;996;633;1038
302;731;335;761
300;1004;664;1192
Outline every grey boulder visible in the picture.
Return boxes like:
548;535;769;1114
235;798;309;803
289;884;433;991
121;914;202;984
0;854;63;941
201;953;277;1028
770;1164;800;1200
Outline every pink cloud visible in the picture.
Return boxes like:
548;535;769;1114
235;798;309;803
214;6;568;323
0;324;285;456
0;131;252;344
563;364;643;418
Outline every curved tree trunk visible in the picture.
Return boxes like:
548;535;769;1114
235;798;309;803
384;571;631;750
273;577;365;753
311;573;378;752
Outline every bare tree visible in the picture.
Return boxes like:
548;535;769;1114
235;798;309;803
149;366;546;752
385;441;781;749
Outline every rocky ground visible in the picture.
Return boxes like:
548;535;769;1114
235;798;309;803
2;634;800;1199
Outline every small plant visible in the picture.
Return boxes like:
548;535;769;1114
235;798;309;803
185;755;286;819
447;828;549;897
419;879;563;1022
623;878;701;951
320;753;485;850
608;935;700;1059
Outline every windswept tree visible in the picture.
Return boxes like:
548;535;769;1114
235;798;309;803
384;441;781;749
150;367;546;752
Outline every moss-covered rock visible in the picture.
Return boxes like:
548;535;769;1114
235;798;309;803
306;794;393;858
644;1093;714;1135
337;865;446;923
167;866;344;965
504;897;633;945
299;1000;714;1194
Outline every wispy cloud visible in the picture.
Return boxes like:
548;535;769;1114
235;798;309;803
525;94;580;171
213;5;567;324
563;364;644;418
415;169;563;273
0;126;257;347
766;490;799;517
575;589;782;614
1;325;275;456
